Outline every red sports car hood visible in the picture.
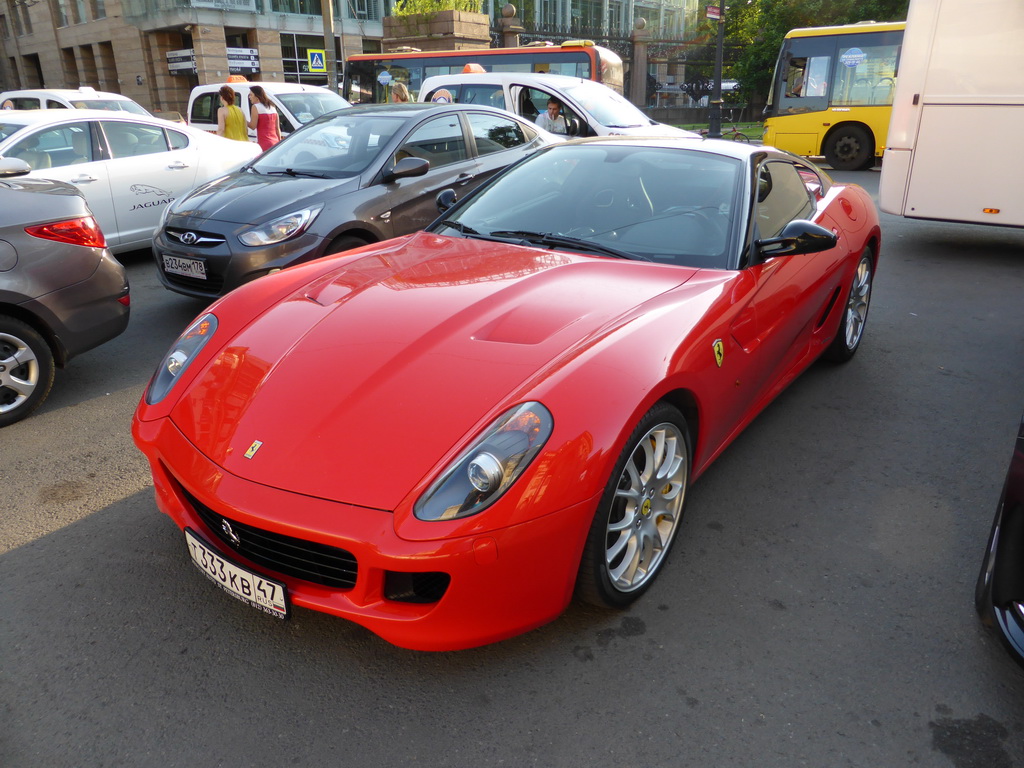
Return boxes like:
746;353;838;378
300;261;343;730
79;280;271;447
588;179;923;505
171;232;699;509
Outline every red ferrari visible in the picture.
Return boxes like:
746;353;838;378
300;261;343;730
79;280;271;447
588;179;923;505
133;138;880;650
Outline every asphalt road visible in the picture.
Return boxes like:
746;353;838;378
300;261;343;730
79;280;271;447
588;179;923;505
3;171;1024;768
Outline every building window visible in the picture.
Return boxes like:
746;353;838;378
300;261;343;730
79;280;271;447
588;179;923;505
54;0;70;27
90;0;104;19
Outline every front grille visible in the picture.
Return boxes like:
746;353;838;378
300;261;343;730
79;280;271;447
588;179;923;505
181;486;358;590
165;227;226;248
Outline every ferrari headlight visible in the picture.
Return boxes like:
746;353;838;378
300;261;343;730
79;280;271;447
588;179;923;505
145;313;218;405
414;402;553;522
238;205;323;247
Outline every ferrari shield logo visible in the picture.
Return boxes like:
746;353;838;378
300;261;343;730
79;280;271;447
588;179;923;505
244;440;263;459
713;339;725;368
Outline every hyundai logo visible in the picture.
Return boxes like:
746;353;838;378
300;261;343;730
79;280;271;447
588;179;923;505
221;519;242;547
180;231;199;246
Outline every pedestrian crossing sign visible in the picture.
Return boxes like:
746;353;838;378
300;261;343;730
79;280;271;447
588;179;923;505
308;49;326;73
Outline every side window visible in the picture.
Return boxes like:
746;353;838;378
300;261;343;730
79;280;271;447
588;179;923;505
394;115;467;169
12;97;40;109
46;99;69;109
755;161;815;239
466;112;527;156
167;129;189;150
101;121;169;158
190;93;219;125
8;122;96;169
461;85;505;109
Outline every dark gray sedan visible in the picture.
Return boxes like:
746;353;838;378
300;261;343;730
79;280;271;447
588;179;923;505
0;158;130;427
153;103;560;299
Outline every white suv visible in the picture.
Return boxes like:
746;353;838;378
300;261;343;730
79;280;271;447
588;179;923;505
0;87;150;115
417;73;696;139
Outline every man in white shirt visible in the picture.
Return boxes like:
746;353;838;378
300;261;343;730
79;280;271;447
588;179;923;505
535;98;568;134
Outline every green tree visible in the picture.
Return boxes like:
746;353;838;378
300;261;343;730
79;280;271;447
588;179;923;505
390;0;481;16
727;0;909;108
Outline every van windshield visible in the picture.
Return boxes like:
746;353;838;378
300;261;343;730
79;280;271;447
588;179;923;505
71;99;150;115
276;92;350;125
560;80;653;129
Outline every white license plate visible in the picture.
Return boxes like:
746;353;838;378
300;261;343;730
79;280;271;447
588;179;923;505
185;528;288;618
163;254;207;280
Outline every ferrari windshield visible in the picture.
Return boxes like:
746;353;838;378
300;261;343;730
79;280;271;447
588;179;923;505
251;113;404;178
435;144;742;269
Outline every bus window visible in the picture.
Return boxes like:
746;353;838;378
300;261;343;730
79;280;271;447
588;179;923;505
832;43;901;106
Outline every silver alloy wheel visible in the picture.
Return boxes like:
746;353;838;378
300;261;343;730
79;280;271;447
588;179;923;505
0;331;40;414
604;421;688;593
844;256;872;350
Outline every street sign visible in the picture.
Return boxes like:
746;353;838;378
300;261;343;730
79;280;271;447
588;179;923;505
706;5;720;19
308;49;326;74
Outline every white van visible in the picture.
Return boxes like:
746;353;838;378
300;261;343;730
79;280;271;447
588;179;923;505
0;87;151;115
187;81;349;138
417;73;696;138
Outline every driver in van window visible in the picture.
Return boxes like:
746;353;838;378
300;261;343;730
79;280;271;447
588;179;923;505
535;98;568;134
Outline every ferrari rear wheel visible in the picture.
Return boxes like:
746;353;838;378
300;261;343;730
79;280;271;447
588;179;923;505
824;250;873;363
0;315;55;428
577;403;691;608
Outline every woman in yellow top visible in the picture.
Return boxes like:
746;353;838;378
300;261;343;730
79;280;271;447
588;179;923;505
216;85;249;142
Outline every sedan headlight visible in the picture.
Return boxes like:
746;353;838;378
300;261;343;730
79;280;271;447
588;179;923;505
238;205;323;247
145;313;218;405
414;403;553;522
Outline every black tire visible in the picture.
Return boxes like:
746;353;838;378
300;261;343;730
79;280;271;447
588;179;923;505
731;131;750;143
325;235;370;255
823;250;873;363
0;315;55;428
823;125;874;171
576;403;691;608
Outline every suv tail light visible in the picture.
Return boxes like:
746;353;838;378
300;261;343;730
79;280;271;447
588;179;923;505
25;216;107;248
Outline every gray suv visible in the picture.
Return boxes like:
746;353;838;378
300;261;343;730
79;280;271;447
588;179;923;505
0;158;130;427
153;102;558;299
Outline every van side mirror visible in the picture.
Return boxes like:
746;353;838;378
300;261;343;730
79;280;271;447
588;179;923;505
756;220;837;259
566;117;582;137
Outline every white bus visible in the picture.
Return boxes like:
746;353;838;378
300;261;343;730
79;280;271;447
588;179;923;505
878;0;1023;227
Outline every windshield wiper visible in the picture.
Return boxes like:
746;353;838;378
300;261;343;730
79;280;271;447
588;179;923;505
489;230;646;261
264;168;327;179
439;220;537;245
441;220;481;235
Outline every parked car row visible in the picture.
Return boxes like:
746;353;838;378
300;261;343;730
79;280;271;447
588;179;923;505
4;79;1017;670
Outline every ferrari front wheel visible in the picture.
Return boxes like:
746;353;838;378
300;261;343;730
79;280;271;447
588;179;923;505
824;250;873;363
576;403;691;608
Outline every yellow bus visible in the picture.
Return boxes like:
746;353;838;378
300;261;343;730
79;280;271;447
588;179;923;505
762;21;905;170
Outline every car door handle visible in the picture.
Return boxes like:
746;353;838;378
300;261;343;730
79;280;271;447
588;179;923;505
167;161;190;169
70;175;98;183
456;172;475;185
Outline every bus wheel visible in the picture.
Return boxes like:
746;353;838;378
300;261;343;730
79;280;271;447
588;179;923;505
824;126;874;171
